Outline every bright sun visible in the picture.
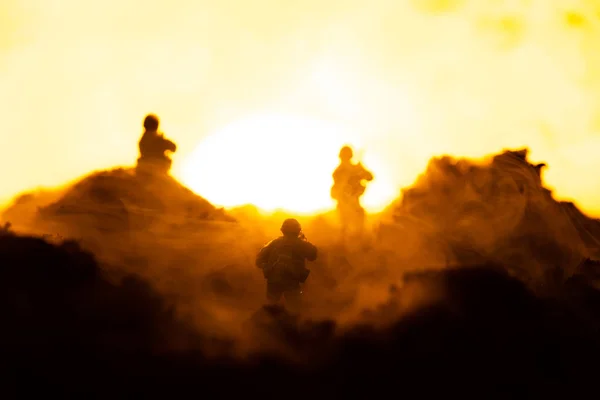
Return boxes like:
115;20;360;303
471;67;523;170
178;113;398;214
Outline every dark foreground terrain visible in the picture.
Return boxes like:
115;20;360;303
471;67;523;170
1;229;600;398
3;147;600;397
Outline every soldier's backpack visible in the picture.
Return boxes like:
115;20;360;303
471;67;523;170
265;242;310;283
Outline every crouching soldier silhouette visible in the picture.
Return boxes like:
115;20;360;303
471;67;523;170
136;113;177;176
255;219;318;311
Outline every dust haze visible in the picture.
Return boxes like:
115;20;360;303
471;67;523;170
3;139;600;394
3;0;600;213
3;0;600;397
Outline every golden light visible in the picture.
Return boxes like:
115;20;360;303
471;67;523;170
4;1;600;220
178;113;399;215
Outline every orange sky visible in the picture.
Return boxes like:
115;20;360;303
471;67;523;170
2;0;600;215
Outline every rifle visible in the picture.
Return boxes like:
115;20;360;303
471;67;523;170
355;147;365;164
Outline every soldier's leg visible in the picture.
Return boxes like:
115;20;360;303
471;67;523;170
283;285;303;313
355;206;366;240
340;222;348;244
339;203;354;246
340;204;357;247
337;205;347;244
356;211;372;250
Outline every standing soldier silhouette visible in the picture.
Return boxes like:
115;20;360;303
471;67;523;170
330;145;374;243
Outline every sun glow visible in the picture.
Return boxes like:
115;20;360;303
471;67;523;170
178;113;398;215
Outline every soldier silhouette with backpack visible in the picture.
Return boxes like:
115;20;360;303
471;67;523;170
255;219;318;311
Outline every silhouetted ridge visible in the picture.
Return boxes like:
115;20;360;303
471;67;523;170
2;166;235;235
383;148;598;289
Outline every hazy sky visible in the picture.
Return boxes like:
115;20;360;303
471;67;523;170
2;0;600;214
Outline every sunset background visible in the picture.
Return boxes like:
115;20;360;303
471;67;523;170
2;0;600;215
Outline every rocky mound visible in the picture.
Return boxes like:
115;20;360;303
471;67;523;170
0;230;209;395
380;148;600;290
2;167;236;236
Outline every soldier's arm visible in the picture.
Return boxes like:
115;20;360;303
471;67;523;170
362;165;374;181
164;138;177;152
255;241;274;268
303;241;318;262
332;166;343;181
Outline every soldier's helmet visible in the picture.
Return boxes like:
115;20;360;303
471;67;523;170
143;114;160;131
339;146;353;161
281;218;302;236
